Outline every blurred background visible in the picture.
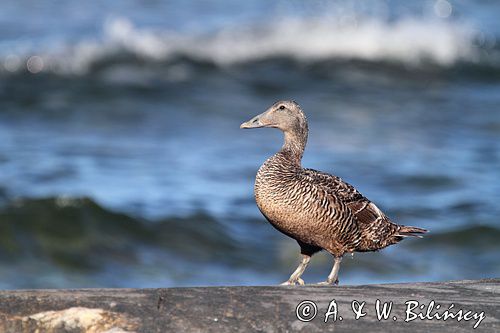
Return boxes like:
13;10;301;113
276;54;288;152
0;0;499;289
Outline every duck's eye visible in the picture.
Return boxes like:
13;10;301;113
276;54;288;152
279;105;285;110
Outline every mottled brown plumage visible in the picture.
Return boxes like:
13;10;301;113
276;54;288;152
241;100;427;285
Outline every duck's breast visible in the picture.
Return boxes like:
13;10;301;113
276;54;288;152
254;164;339;247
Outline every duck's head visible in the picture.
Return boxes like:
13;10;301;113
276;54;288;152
240;100;307;134
241;100;308;160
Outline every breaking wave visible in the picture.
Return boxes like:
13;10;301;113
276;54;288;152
1;15;495;76
0;197;251;269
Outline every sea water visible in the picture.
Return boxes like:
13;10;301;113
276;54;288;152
0;0;499;288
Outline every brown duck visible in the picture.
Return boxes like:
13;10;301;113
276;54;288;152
241;100;427;285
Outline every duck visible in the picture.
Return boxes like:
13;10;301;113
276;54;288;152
240;100;427;285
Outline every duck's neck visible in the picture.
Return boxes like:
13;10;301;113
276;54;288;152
279;128;308;166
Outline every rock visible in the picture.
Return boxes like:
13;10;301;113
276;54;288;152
0;279;498;332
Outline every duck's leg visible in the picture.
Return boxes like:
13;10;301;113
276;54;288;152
280;254;311;286
317;256;342;285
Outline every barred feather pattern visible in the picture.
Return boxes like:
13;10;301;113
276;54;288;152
254;150;426;257
250;100;426;258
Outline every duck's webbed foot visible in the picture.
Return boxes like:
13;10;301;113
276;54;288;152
316;256;342;286
280;254;310;286
281;277;305;286
315;278;339;286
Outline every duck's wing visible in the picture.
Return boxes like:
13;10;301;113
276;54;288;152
302;168;389;226
303;169;426;245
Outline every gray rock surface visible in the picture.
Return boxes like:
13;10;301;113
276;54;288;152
0;279;498;332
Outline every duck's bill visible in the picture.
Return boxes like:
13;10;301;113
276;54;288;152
240;115;264;129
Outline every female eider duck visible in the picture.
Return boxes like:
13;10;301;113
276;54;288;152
241;100;427;285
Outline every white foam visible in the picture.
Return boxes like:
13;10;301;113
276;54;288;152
191;17;476;65
1;15;479;74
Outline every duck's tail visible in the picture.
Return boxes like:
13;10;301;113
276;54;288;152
397;226;428;238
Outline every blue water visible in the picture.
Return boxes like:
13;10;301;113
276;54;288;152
0;0;499;289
